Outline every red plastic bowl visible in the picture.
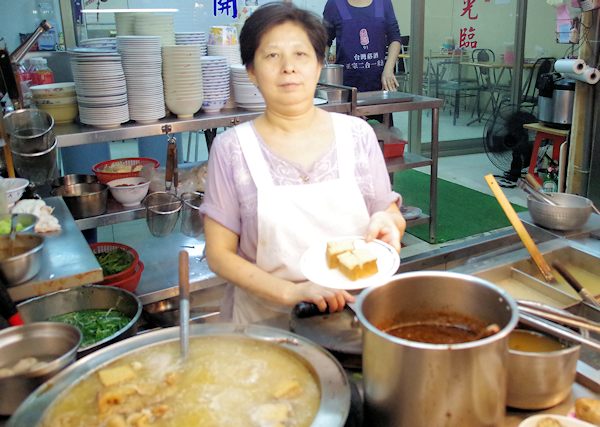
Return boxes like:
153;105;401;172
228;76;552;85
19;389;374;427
102;261;144;293
90;242;140;284
92;157;159;184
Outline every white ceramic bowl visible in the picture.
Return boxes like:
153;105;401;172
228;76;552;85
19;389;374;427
107;177;150;207
165;97;202;118
30;82;76;98
0;178;29;207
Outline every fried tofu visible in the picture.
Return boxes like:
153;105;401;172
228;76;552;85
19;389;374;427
326;240;354;269
337;248;378;281
98;365;136;387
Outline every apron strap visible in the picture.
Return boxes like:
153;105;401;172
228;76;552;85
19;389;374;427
332;114;356;180
234;122;274;189
334;0;353;21
374;0;384;18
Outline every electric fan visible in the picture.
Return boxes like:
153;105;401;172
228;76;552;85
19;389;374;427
482;101;537;186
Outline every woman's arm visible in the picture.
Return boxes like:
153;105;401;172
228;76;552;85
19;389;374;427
204;216;354;312
382;40;401;91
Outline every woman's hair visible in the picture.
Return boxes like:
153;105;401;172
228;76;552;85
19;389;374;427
239;2;328;68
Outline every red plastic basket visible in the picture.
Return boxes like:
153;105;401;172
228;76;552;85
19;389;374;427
90;242;140;284
92;157;159;184
103;261;144;293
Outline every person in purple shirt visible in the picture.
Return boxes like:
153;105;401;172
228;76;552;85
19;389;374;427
200;2;405;327
323;0;402;92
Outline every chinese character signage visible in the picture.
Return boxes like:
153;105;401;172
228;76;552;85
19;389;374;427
458;0;479;49
214;0;237;18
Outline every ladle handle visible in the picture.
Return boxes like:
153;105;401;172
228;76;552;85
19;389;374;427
552;261;600;308
179;250;190;359
525;173;543;191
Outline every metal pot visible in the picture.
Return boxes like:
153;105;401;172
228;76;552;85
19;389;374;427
319;64;344;85
0;233;44;286
355;271;519;427
52;182;108;219
527;192;593;231
17;285;142;357
8;324;351;427
0;322;81;415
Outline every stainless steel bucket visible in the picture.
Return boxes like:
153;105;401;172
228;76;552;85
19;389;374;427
143;191;182;237
355;271;519;427
180;191;204;237
3;109;55;154
11;138;59;186
319;64;344;85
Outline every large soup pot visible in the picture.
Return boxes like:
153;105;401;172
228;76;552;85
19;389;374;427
8;323;351;427
355;271;519;427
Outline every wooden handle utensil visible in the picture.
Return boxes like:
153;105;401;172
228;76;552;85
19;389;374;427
485;174;556;283
179;250;190;360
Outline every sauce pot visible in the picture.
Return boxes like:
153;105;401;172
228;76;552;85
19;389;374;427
319;64;344;85
355;271;519;427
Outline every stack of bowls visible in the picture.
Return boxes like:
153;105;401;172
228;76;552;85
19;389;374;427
175;32;208;55
163;45;204;118
3;109;59;185
0;177;29;208
200;56;230;113
78;38;117;50
231;64;265;111
30;82;78;124
134;13;175;46
117;36;165;123
207;25;241;110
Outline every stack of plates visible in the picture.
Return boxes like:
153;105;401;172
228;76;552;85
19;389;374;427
200;56;230;113
79;38;117;50
175;32;207;55
115;12;136;36
117;36;165;124
134;13;175;47
163;45;203;118
69;48;129;128
206;45;241;109
230;64;265;111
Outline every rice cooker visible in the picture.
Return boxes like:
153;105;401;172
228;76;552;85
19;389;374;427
537;73;575;130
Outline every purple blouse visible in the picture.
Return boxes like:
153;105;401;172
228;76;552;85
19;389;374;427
199;113;400;263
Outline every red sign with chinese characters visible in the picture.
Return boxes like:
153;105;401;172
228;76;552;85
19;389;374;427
459;0;479;49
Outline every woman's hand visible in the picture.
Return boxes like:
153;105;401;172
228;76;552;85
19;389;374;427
365;208;406;252
285;282;355;313
381;68;399;91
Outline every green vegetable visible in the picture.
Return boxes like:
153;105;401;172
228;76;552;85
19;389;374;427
0;219;24;234
95;249;134;276
49;309;131;347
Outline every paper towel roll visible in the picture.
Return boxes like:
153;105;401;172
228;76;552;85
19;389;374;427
561;66;600;84
555;58;586;74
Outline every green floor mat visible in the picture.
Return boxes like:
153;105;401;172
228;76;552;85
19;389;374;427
393;170;527;244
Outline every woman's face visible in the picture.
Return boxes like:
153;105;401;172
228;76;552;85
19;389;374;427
248;21;322;112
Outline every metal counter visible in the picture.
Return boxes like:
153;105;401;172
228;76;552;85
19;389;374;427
7;197;103;302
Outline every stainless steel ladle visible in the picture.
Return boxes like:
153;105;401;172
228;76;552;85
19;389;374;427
179;250;190;360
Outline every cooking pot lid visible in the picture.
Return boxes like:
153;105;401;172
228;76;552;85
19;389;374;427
290;307;362;355
554;78;576;90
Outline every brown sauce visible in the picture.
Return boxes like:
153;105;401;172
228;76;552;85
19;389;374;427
382;311;489;344
508;329;565;352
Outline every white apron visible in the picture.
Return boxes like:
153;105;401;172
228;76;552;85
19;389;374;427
231;113;370;328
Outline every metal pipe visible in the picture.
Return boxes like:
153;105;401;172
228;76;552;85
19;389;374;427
511;0;527;109
10;21;53;64
408;0;425;155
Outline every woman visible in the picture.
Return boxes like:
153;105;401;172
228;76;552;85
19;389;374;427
323;0;402;92
200;2;405;327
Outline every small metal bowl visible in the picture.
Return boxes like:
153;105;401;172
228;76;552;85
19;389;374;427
50;174;98;189
507;328;580;410
18;285;142;357
528;193;593;231
0;213;38;235
0;234;44;286
52;182;108;219
0;322;81;415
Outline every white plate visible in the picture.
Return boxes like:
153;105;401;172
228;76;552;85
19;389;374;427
300;236;400;291
519;415;596;427
313;97;327;106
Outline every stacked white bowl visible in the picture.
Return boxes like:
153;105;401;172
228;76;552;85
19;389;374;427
69;48;129;128
163;45;204;118
200;56;230;113
175;32;208;55
117;36;165;124
134;13;175;47
115;12;136;36
207;26;241;109
79;38;117;50
230;64;265;111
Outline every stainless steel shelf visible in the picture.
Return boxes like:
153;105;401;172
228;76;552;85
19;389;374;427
385;152;432;173
75;197;145;230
